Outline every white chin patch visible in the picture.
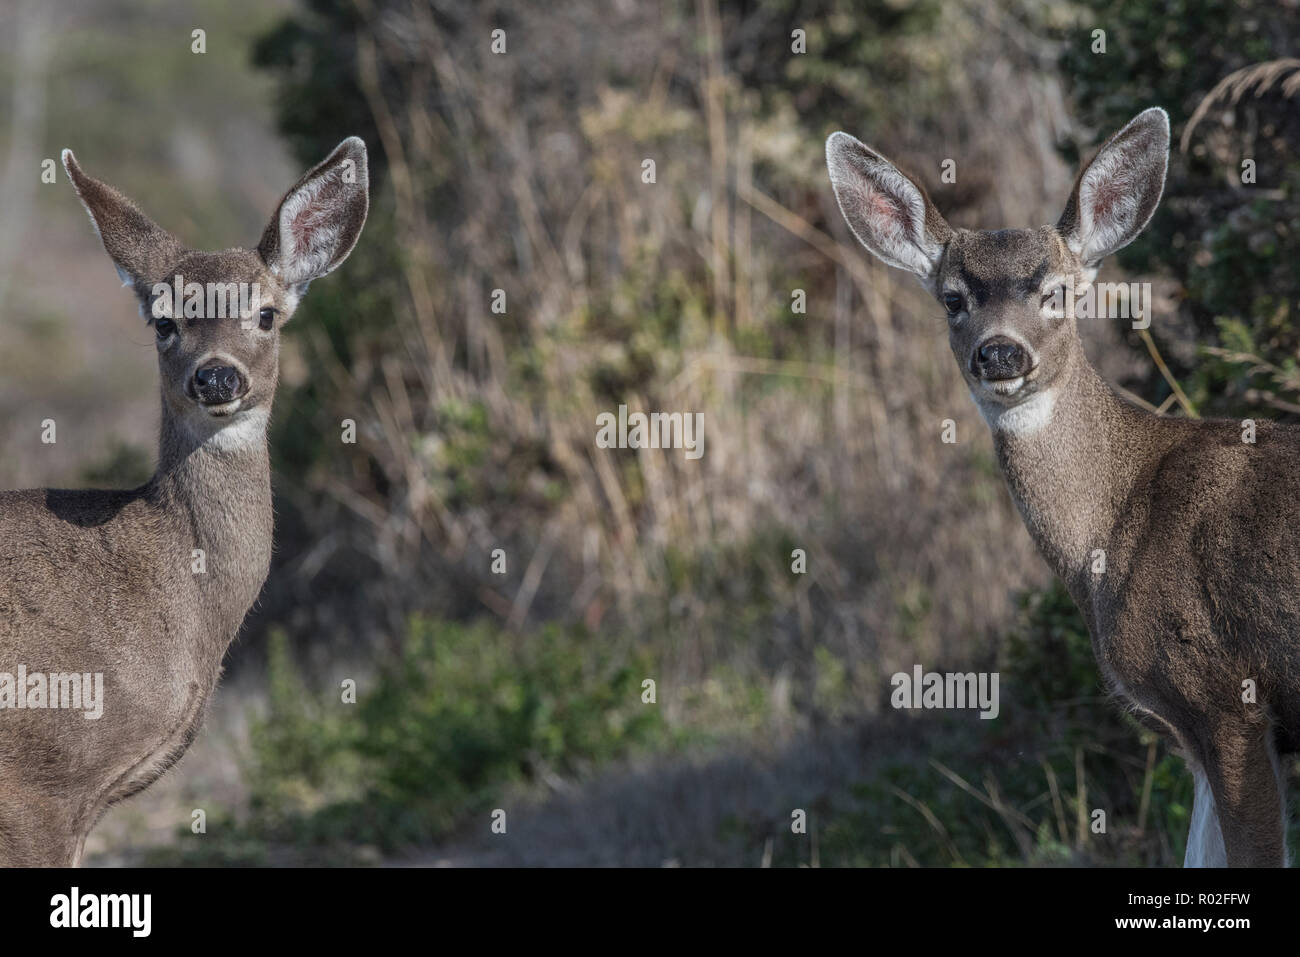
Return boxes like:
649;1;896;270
205;406;269;452
978;387;1057;438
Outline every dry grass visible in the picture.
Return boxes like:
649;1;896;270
1180;58;1300;154
276;0;1113;703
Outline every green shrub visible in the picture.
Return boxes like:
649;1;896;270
348;617;665;844
165;618;665;863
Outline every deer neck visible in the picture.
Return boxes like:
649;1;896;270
977;346;1153;595
148;398;275;657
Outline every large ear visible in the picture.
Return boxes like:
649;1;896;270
62;149;186;286
1057;107;1169;267
825;131;952;290
258;136;369;290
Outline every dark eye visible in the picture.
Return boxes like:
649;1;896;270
943;292;965;315
258;307;277;331
155;317;176;340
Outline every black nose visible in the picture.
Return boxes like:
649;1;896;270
972;336;1029;379
194;364;246;404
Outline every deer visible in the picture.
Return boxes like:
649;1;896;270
0;137;369;866
826;107;1299;867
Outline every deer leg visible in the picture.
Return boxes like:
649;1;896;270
1201;720;1287;867
0;794;81;866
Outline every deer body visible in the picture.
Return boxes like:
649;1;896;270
827;108;1297;866
998;351;1300;867
0;141;368;866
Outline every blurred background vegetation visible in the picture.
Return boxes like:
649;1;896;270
1;0;1297;866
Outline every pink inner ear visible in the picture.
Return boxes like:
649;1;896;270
287;176;344;254
1089;174;1124;224
864;182;910;234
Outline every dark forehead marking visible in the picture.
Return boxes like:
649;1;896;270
1016;258;1050;296
959;266;993;307
952;230;1053;306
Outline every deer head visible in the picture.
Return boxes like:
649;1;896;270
62;138;370;445
825;108;1169;418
